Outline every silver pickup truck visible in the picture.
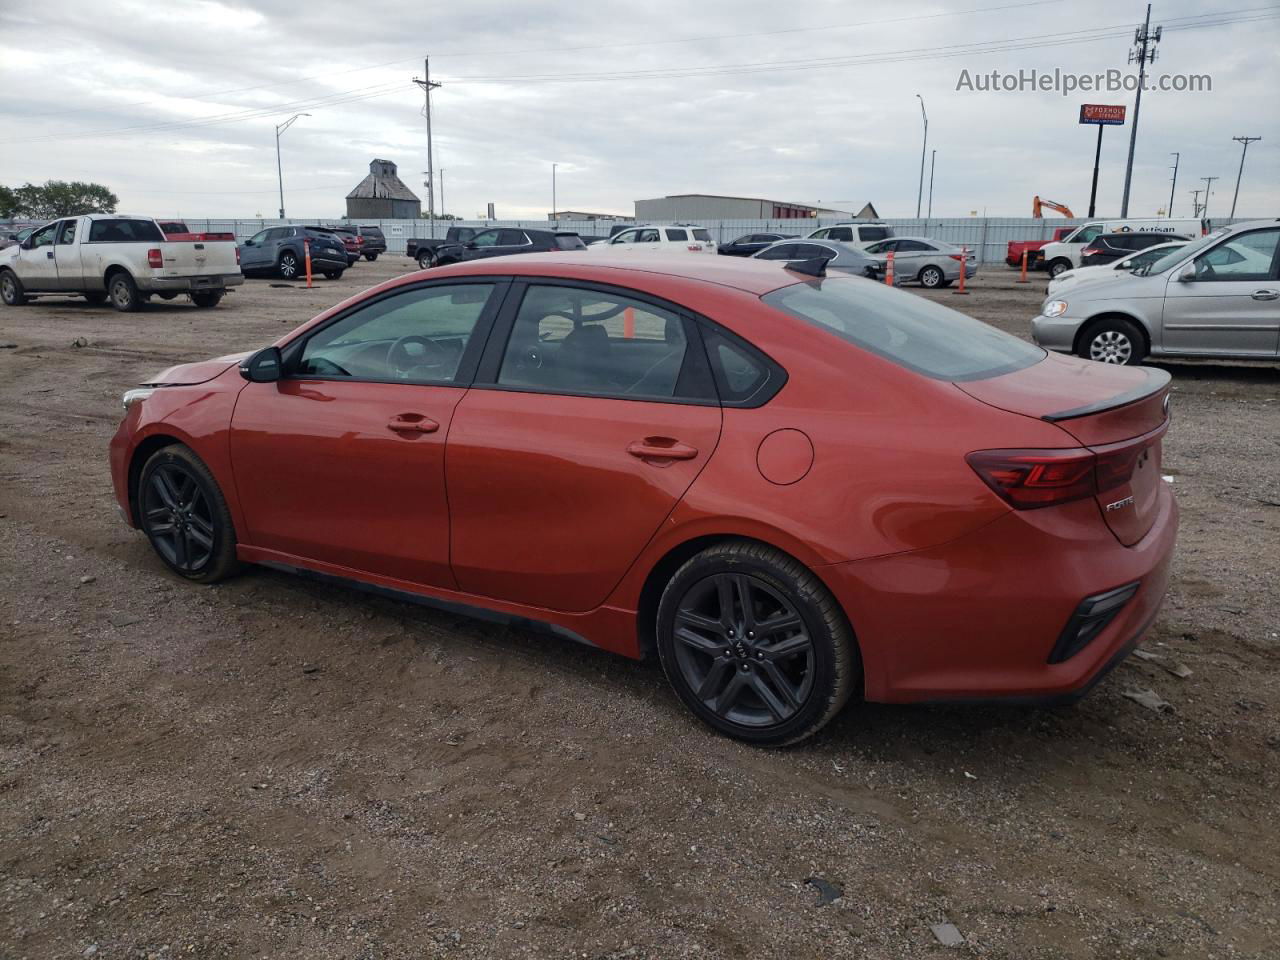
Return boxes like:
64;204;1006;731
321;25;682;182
0;214;243;311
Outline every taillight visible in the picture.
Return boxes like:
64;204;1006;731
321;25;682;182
147;248;164;268
235;246;241;265
1082;247;1101;257
966;442;1147;510
948;254;963;261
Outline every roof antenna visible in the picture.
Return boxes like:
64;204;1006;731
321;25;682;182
784;257;828;278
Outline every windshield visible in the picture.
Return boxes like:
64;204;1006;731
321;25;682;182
1127;244;1185;272
1138;231;1223;276
763;277;1043;382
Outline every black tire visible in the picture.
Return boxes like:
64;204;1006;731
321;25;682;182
919;265;944;288
108;271;142;312
1077;316;1147;366
83;291;107;305
323;269;344;280
191;290;223;308
417;251;435;270
278;250;300;279
1;269;29;306
137;444;240;584
364;252;379;261
656;541;858;746
1047;258;1073;279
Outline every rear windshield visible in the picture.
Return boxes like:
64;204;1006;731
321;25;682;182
763;277;1044;382
87;219;164;243
692;229;712;242
360;227;385;238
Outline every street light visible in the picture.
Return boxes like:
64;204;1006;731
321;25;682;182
551;162;558;223
274;113;310;219
915;94;928;219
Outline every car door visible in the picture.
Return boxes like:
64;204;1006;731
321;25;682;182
445;280;722;612
1160;228;1280;357
457;228;503;261
52;219;83;289
228;280;507;587
239;228;273;271
18;221;61;290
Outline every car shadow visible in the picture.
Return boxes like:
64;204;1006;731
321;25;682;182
1148;359;1279;382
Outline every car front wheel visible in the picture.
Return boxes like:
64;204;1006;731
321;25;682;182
656;541;857;746
1079;317;1146;365
137;444;240;583
0;269;28;306
1047;259;1073;278
279;251;299;279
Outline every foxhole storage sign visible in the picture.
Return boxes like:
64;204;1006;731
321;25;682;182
1079;104;1127;125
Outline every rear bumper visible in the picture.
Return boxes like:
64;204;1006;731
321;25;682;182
822;483;1178;703
144;274;244;292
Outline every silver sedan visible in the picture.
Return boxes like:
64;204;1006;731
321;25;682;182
864;237;977;289
751;239;883;278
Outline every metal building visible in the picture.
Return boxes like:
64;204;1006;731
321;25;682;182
634;194;866;221
345;159;421;220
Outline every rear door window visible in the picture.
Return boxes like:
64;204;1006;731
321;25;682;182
498;230;528;245
756;243;798;261
763;277;1044;381
57;220;78;244
858;227;890;243
665;228;688;241
87;219;164;243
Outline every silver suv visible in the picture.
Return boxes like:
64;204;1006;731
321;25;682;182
1031;219;1280;364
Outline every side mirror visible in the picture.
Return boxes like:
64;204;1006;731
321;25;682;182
243;239;255;247
465;241;477;249
1177;264;1196;282
20;237;34;250
239;346;283;383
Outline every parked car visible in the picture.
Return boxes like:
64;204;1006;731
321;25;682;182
428;228;586;267
1032;220;1279;364
1040;218;1208;278
864;237;977;288
586;224;717;255
0;224;37;251
237;226;347;280
1080;231;1190;267
719;233;797;257
407;226;479;267
1007;226;1074;268
356;225;386;260
752;239;882;279
110;254;1177;744
1047;241;1188;296
0;214;242;311
804;222;894;249
316;225;363;266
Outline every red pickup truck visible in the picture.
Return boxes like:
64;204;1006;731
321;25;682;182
1006;226;1073;269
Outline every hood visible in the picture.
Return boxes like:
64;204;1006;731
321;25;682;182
142;352;249;386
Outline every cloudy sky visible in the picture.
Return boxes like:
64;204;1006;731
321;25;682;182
1;0;1276;222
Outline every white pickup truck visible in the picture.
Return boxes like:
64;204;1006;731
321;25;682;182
0;214;243;311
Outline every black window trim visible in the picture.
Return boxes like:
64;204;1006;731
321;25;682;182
698;318;788;409
277;276;513;389
472;277;720;407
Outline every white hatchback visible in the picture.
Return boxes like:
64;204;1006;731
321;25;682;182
586;224;717;254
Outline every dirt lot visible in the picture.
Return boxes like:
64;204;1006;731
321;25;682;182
1;259;1277;960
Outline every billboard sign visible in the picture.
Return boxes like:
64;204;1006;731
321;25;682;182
1079;103;1127;125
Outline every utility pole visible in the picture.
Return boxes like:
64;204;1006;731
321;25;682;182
1230;136;1261;218
274;113;309;219
927;149;936;222
1167;152;1179;217
1087;122;1105;218
551;162;558;223
1201;176;1218;219
439;168;445;219
412;59;442;235
1189;188;1203;218
1120;5;1160;218
914;94;928;218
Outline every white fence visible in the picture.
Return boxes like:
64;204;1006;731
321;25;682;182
180;216;1256;265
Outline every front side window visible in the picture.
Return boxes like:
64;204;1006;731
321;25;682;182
497;285;692;400
636;229;660;243
763;277;1044;382
297;283;494;384
1192;229;1279;281
29;223;58;248
1073;225;1103;244
497;229;528;245
470;230;502;248
610;230;638;245
247;229;271;245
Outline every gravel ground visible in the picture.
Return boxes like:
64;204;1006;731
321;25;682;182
1;259;1277;959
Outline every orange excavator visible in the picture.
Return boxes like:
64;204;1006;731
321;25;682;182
1032;196;1075;218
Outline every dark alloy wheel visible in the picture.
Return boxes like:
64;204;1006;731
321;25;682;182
323;269;344;280
919;265;944;288
0;270;27;306
138;445;240;583
656;541;857;745
279;251;299;279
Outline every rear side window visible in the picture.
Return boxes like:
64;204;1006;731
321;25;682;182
87;219;164;243
554;235;587;250
665;228;688;241
700;326;779;405
361;227;385;239
498;229;528;245
858;227;890;242
692;229;712;242
763;278;1044;382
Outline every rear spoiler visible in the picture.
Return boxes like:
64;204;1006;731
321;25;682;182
1041;367;1171;422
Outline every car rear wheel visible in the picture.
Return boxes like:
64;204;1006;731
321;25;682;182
919;265;944;288
1;270;29;306
364;252;379;261
137;444;240;583
1079;317;1146;365
191;291;223;308
279;251;299;279
417;251;435;269
108;271;142;312
656;541;857;745
323;269;344;280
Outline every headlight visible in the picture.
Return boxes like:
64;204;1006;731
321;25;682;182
122;387;155;410
1042;300;1069;318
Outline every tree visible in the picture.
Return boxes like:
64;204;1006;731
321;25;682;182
2;180;118;220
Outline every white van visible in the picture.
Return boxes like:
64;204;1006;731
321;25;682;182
1040;218;1208;278
804;222;895;249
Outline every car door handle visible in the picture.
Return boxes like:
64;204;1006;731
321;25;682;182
46;251;54;259
1251;289;1279;301
627;437;698;461
386;414;439;434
